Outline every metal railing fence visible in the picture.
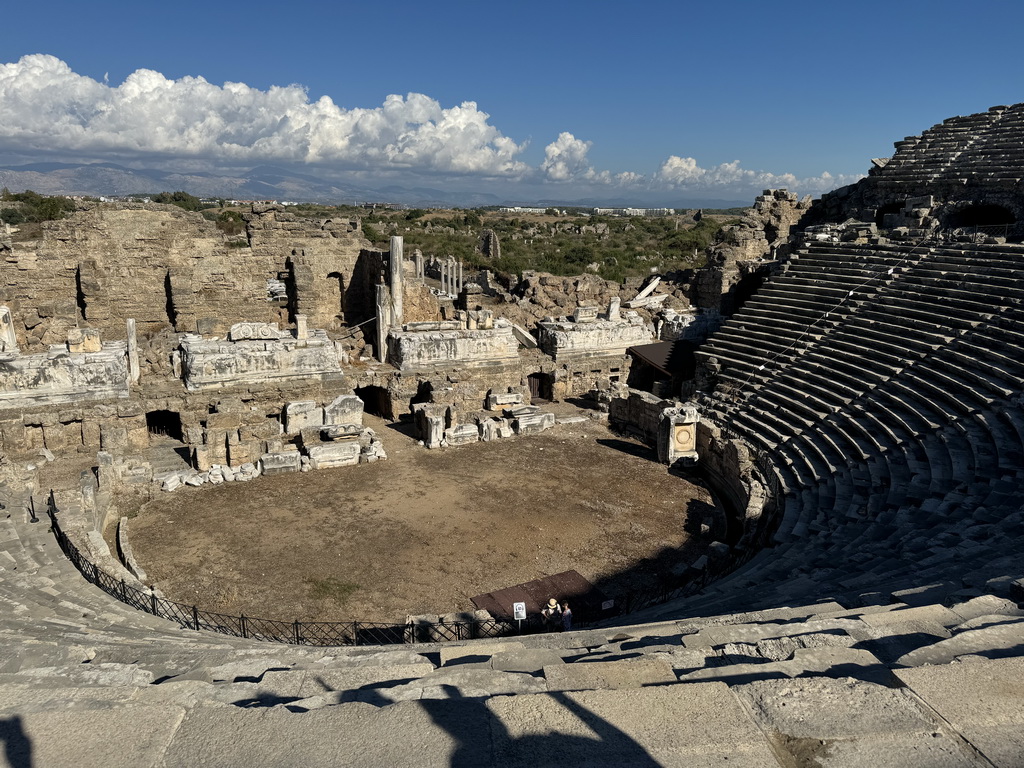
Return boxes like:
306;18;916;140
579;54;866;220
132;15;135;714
49;510;554;646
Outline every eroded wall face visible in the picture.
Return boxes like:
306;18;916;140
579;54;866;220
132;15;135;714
244;207;372;332
0;204;372;353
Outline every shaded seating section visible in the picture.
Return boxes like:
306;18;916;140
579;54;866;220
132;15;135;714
4;475;1024;765
686;240;1024;615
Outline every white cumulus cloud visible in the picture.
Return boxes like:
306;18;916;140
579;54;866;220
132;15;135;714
0;55;863;199
0;54;529;176
540;132;644;186
656;155;862;196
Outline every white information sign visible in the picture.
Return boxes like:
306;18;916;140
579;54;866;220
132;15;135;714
512;602;527;620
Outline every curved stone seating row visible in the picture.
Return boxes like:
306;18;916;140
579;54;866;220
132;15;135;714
871;103;1024;186
5;494;1024;768
692;241;1024;619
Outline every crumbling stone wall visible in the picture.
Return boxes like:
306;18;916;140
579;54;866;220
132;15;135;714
1;204;266;348
695;190;810;314
371;364;530;419
0;203;377;371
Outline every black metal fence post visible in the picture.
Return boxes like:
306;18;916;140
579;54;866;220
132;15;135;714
192;605;200;631
240;614;248;639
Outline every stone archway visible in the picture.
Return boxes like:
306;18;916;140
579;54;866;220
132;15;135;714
946;203;1015;227
145;410;183;442
355;385;394;420
326;271;347;329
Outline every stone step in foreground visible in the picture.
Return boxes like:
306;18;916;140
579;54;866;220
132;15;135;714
2;657;1022;767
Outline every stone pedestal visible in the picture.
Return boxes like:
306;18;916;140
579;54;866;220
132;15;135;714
324;394;364;426
414;403;448;449
658;402;700;465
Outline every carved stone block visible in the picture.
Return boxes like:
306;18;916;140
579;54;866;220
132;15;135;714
324;394;364;427
259;449;302;475
307;441;361;470
228;322;284;341
285;401;323;433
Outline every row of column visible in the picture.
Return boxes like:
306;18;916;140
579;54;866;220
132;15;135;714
439;258;464;297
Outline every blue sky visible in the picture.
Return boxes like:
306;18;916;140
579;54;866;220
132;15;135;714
2;0;1023;204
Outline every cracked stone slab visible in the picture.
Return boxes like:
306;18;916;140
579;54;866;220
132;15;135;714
683;618;863;649
0;682;136;716
859;604;964;630
950;595;1024;624
736;677;979;767
674;601;848;634
440;641;525;666
489;683;779;767
358;667;547;704
295;663;436;698
1;705;186;768
163;700;462;767
544;657;676;692
896;657;1024;768
896;618;1024;667
489;648;565;674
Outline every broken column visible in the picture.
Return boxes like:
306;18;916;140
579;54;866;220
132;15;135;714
126;318;140;384
375;283;391;363
414;403;448;449
607;296;621;322
390;236;404;328
0;306;17;353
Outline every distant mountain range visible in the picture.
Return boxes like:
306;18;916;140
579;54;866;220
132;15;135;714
0;161;751;210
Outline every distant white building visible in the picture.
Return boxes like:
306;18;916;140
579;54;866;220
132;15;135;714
593;207;676;217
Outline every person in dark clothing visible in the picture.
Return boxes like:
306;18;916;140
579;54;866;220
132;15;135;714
541;598;561;631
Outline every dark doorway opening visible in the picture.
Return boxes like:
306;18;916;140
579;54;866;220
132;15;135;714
355;385;394;420
874;201;904;227
527;372;552;403
726;273;765;316
146;410;183;442
946;204;1016;228
327;271;347;327
409;381;433;413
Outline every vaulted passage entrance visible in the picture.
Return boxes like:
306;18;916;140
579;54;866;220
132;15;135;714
355;385;394;420
146;410;183;442
527;372;552;403
947;204;1015;228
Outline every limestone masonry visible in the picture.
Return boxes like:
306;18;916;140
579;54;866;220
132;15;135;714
3;101;1024;766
